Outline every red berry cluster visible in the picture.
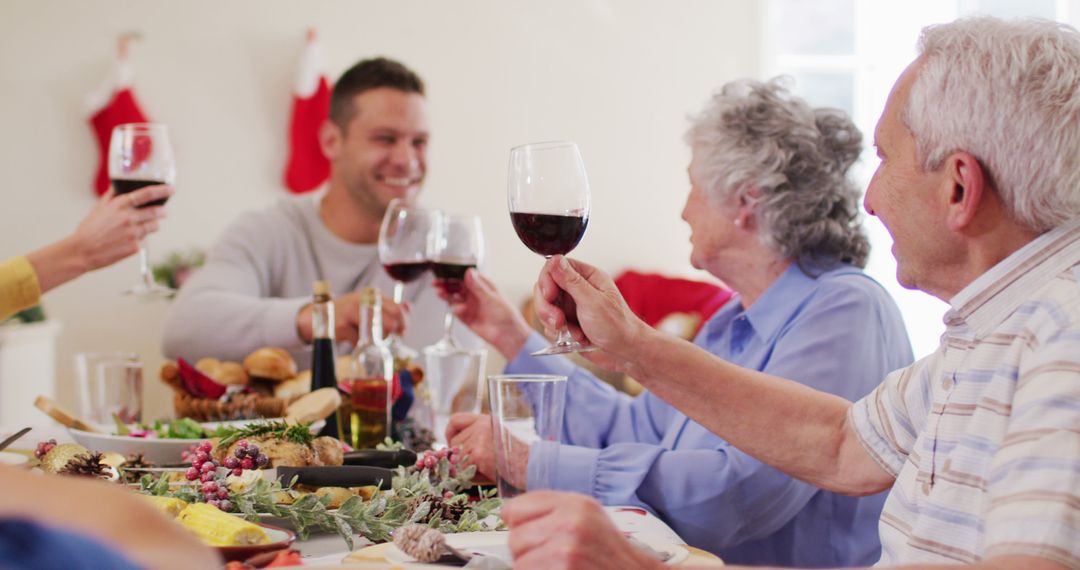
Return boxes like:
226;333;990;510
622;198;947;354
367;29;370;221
180;443;200;464
413;447;462;478
34;439;57;460
223;440;269;475
184;441;232;511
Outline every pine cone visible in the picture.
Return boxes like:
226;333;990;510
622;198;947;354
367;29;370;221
407;494;469;524
119;453;155;484
58;451;111;479
393;524;445;562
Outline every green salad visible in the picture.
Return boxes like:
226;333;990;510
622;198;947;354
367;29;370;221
114;416;232;440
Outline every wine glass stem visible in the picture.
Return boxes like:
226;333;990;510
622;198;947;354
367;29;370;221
443;312;457;346
393;281;404;305
138;244;154;288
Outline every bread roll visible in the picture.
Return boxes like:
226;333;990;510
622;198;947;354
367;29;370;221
196;357;249;386
217;362;249;385
243;347;297;382
274;370;312;401
159;362;184;394
195;357;223;378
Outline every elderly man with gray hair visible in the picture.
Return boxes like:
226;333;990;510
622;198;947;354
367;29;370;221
511;16;1080;570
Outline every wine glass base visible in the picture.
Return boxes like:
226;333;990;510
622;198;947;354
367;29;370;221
124;283;176;299
424;339;466;357
530;342;599;357
385;335;419;360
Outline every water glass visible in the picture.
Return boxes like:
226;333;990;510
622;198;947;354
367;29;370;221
486;374;566;499
74;352;143;426
424;347;487;444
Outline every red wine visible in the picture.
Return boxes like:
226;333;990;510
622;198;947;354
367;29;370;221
112;178;169;208
510;212;588;256
431;262;475;295
383;261;429;283
311;337;339;438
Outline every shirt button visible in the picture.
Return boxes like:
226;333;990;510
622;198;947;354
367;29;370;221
943;459;952;472
942;376;954;390
922;480;931;495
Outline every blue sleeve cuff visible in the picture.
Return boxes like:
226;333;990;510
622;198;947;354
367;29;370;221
529;441;599;495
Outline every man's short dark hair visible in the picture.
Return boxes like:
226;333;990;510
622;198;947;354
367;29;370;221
329;57;425;130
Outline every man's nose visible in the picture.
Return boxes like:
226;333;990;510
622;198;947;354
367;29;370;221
863;184;876;216
390;141;419;171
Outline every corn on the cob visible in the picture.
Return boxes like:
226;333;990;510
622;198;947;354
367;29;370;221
176;502;270;546
142;495;188;519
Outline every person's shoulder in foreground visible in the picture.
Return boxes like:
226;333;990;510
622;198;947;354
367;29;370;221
851;219;1080;567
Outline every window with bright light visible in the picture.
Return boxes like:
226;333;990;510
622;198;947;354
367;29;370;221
764;0;1076;358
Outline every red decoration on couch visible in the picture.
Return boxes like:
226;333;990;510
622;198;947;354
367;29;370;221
283;29;332;194
614;270;733;337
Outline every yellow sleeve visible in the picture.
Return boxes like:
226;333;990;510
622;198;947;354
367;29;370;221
0;256;42;321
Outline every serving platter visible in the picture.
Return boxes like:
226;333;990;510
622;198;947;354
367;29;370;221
216;522;296;562
68;419;325;464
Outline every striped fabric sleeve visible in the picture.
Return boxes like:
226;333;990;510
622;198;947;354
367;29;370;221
983;328;1080;568
849;364;923;477
0;256;42;322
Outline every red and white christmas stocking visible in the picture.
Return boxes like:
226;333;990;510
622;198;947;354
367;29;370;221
284;29;332;194
87;43;150;197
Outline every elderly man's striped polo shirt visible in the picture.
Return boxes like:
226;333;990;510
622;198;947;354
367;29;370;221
850;218;1080;567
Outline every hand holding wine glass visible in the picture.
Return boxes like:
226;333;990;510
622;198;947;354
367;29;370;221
19;184;172;301
378;199;438;357
108;122;176;297
428;212;484;354
507;140;592;355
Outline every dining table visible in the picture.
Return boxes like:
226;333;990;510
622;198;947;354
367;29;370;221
1;421;724;568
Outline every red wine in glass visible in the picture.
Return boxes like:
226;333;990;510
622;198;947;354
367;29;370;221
382;261;430;283
112;178;170;208
510;212;588;257
431;262;476;295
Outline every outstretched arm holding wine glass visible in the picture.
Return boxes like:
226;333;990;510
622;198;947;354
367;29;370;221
0;184;172;321
432;268;533;360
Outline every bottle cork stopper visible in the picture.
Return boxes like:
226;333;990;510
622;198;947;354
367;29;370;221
359;287;379;306
313;280;330;296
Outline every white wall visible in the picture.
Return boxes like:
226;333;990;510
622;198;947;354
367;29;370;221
0;0;761;419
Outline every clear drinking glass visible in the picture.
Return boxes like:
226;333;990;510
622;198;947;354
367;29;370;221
108;123;176;297
427;212;484;355
378;199;438;359
486;374;567;498
74;352;143;426
425;347;487;444
507;141;592;355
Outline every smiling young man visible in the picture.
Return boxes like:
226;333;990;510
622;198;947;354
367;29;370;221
164;57;471;363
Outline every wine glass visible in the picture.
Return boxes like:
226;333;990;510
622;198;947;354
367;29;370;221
108;123;176;297
378;199;438;359
507;140;592;355
427;212;485;355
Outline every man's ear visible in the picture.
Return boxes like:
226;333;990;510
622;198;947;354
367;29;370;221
319;120;342;161
943;151;987;232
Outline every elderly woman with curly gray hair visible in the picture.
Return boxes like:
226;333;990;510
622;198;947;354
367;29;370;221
439;77;914;567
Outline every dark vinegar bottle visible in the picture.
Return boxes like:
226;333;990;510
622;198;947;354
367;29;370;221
310;280;339;438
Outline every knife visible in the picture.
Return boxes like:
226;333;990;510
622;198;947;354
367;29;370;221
276;465;394;489
0;427;31;453
341;449;417;469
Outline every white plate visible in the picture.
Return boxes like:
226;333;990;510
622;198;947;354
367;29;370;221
0;451;29;467
68;419;325;464
384;530;689;566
